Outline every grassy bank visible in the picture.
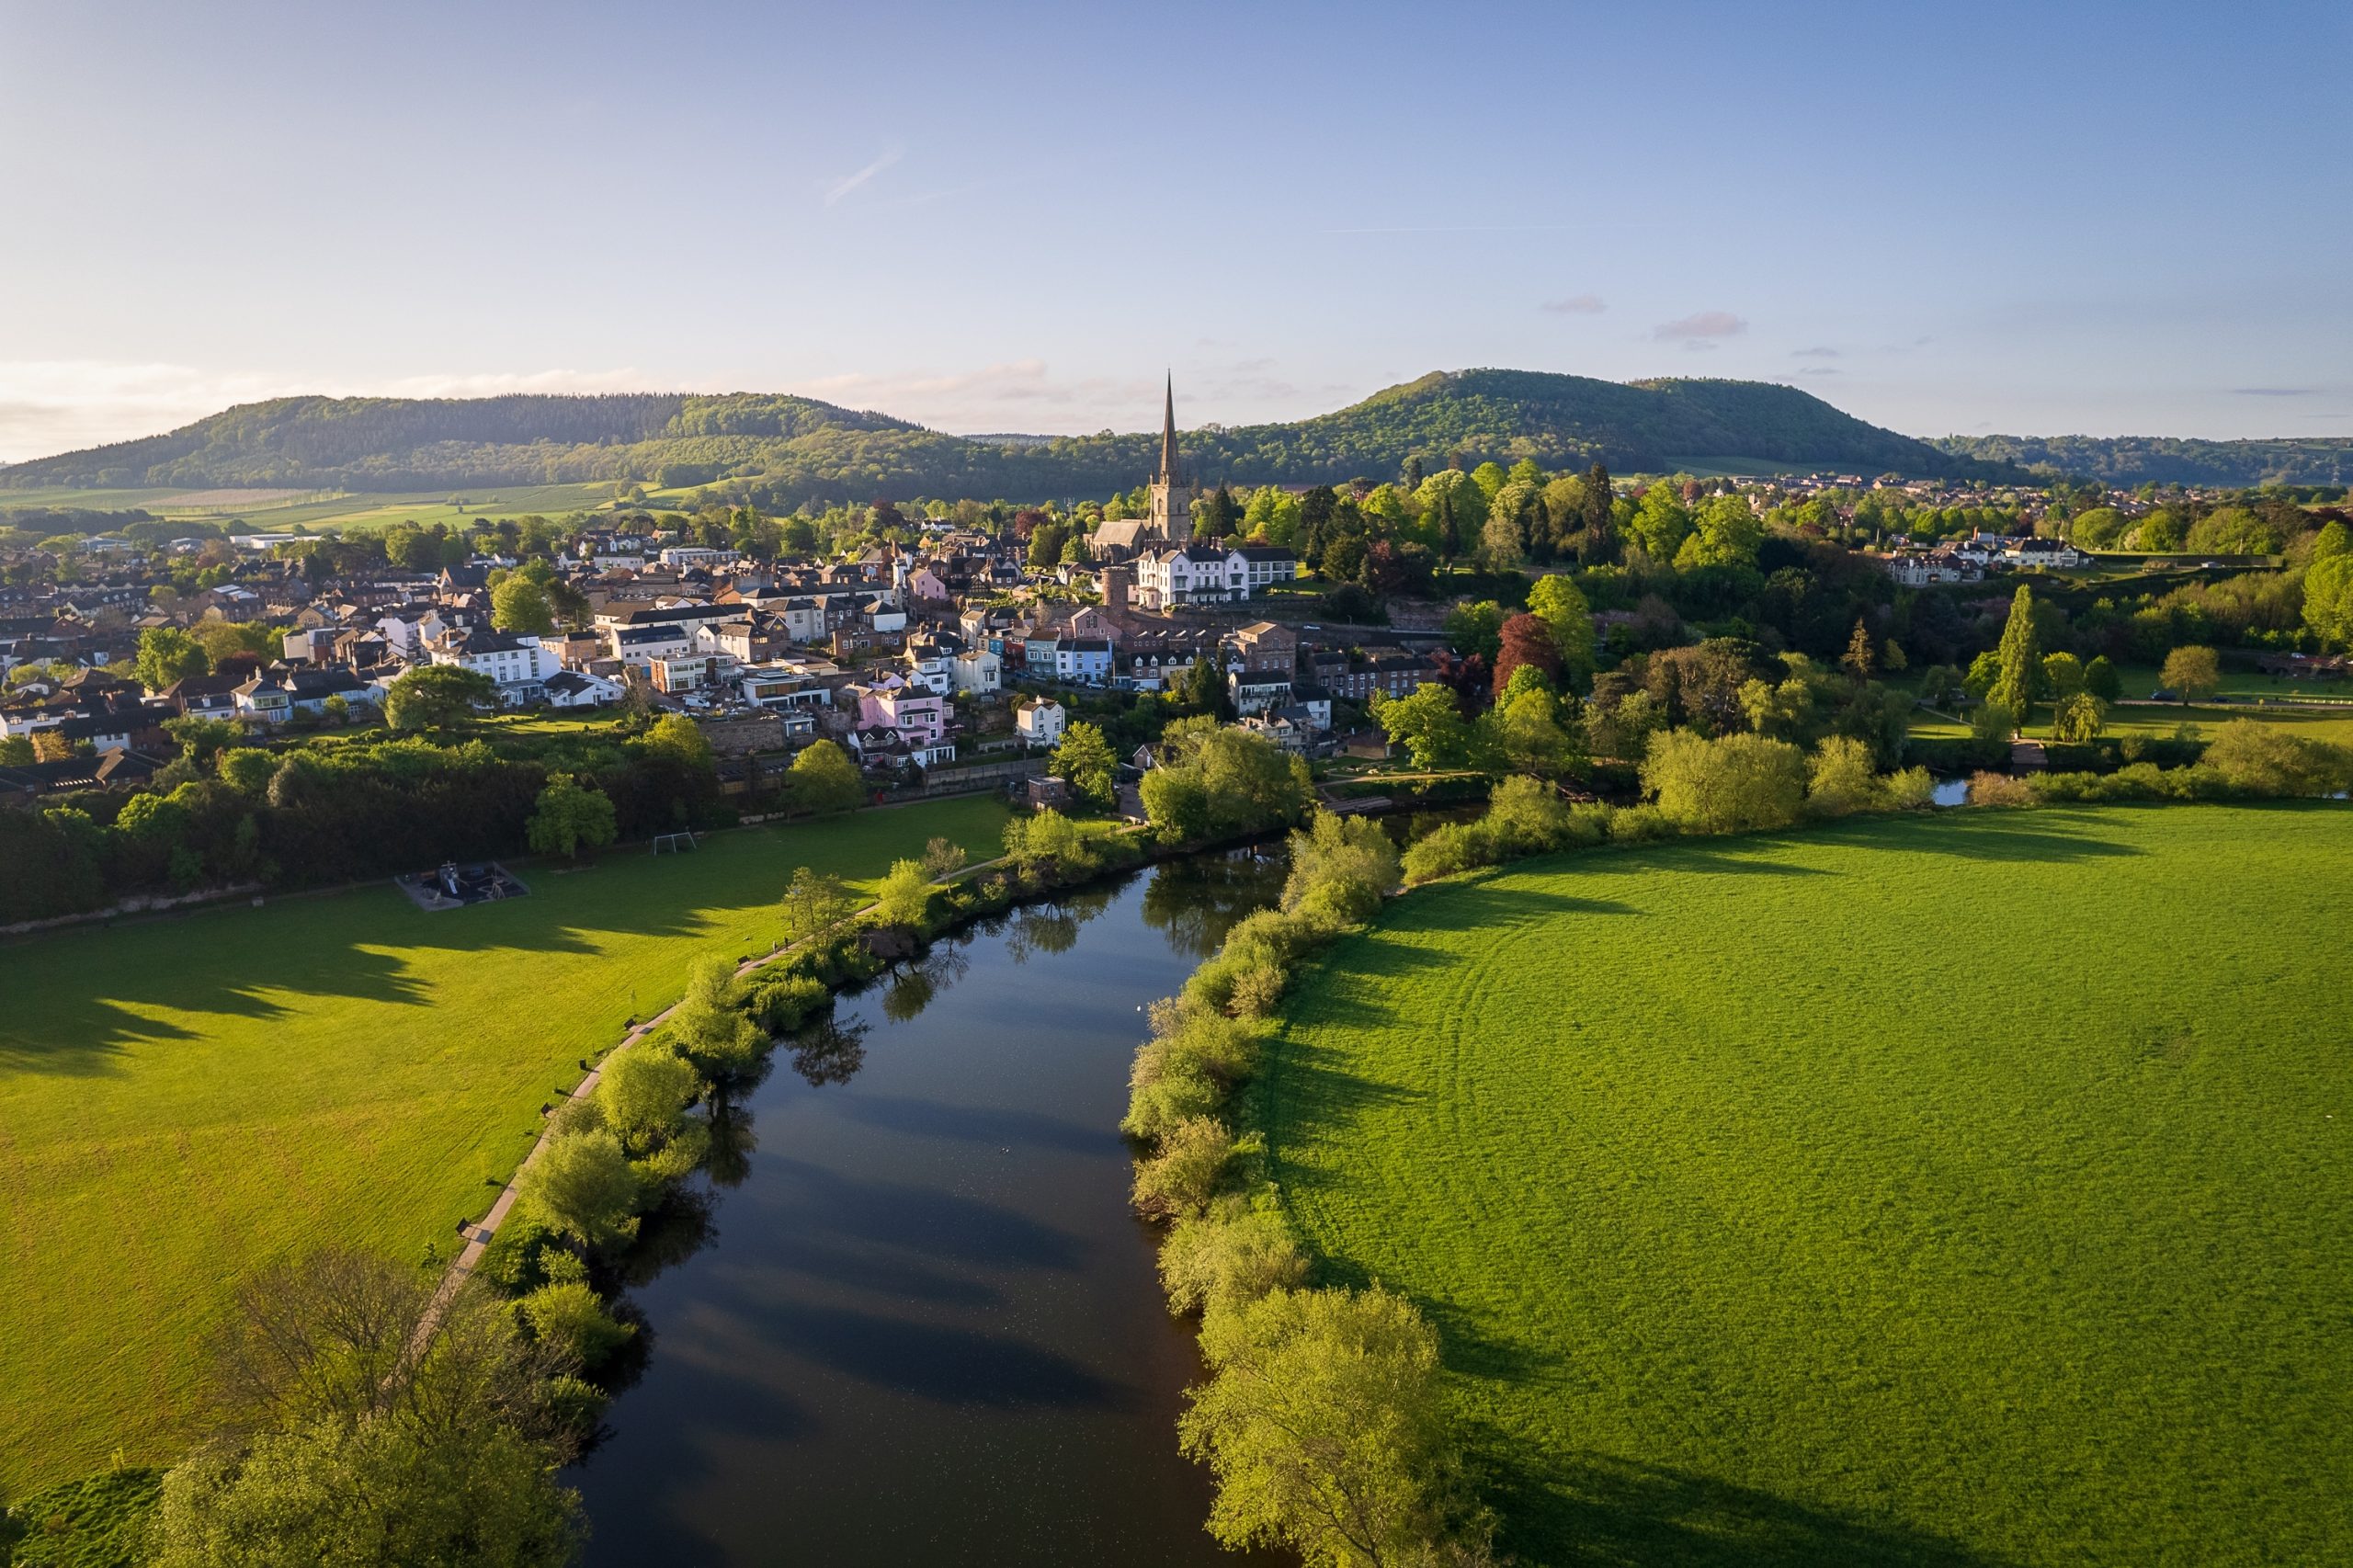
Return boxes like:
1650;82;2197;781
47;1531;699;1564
1259;803;2353;1566
0;795;1007;1493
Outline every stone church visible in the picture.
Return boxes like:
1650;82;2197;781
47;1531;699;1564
1091;376;1193;560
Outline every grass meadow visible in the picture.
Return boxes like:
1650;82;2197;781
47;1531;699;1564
0;796;1007;1492
1258;803;2353;1567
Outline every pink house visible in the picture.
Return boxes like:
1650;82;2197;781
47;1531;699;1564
854;675;947;744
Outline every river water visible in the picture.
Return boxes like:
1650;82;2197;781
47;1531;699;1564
569;850;1288;1566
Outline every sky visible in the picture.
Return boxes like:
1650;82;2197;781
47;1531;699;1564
2;0;2348;462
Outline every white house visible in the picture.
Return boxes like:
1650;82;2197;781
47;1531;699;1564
950;648;1002;699
1133;544;1298;610
428;629;556;704
542;669;626;709
1015;695;1065;749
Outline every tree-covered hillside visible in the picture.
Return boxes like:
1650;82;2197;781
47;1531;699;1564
1934;433;2353;488
0;371;1987;506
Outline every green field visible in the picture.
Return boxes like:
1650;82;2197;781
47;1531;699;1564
0;796;1007;1493
1259;804;2353;1566
1907;700;2353;746
1;480;668;534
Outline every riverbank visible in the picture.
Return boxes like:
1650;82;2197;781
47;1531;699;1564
0;795;1009;1494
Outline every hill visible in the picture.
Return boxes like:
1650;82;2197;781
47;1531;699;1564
1934;432;2353;488
0;371;1989;508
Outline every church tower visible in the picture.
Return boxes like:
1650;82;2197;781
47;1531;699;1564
1146;373;1193;545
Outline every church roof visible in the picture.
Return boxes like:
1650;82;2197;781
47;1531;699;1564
1157;373;1183;485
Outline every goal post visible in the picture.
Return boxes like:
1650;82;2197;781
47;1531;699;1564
650;831;700;855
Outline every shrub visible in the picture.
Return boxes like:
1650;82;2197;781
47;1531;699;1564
1884;767;1936;811
870;858;934;929
1603;802;1675;842
515;1278;636;1370
1281;812;1400;927
1482;775;1573;856
1804;736;1882;818
2200;719;2352;797
1401;819;1495;884
744;971;829;1034
1966;770;2036;808
1159;1199;1309;1316
1125;1003;1258;1140
1131;1116;1237;1219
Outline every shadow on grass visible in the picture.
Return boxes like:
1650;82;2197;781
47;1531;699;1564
1484;1449;2011;1568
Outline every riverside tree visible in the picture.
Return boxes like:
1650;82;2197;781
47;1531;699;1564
1052;721;1120;809
1988;585;2042;730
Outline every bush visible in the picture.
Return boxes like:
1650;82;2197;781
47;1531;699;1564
1124;1002;1259;1141
1280;812;1400;927
1804;735;1882;818
515;1278;636;1370
1966;770;2036;808
1159;1199;1308;1316
1400;819;1495;885
1884;767;1936;811
593;1045;699;1153
1131;1116;1236;1219
2200;720;2352;797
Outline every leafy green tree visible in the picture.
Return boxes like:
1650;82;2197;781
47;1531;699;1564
1371;684;1476;771
135;626;210;690
668;956;766;1083
2040;651;2085;699
1628;484;1691;562
1641;730;1807;832
2302;553;2353;647
491;575;556;635
1988;585;2042;730
525;1129;642;1249
2083;654;2123;702
1052;721;1120;809
781;866;854;943
1440;600;1505;662
2160;644;2221;703
872;858;934;928
1674;494;1763;569
1139;719;1312;845
384;665;496;732
2051;693;2109;742
152;1247;582;1568
595;1044;699;1153
516;1276;635;1371
1525;574;1596;688
526;774;617;862
1482;670;1581;778
788;739;865;813
1179;1286;1475;1568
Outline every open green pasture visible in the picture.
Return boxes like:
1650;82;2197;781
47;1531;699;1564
1905;700;2353;746
1259;803;2353;1567
0;795;1006;1493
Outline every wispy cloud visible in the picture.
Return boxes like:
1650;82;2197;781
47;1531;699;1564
1654;311;1747;342
1317;222;1573;235
824;148;903;205
1541;294;1606;315
2230;386;2317;397
1791;346;1840;358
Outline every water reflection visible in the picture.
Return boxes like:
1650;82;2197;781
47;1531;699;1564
1138;847;1290;959
788;1013;870;1086
570;849;1290;1567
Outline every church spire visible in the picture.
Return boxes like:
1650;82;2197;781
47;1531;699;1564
1158;372;1180;484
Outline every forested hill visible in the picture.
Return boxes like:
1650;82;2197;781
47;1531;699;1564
3;371;1990;504
1932;433;2353;489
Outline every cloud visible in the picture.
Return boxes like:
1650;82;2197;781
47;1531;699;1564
0;359;680;464
1541;294;1606;314
2230;386;2317;397
1790;367;1841;377
1791;346;1840;358
1653;311;1747;342
824;148;902;205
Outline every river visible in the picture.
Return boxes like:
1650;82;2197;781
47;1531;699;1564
568;849;1289;1566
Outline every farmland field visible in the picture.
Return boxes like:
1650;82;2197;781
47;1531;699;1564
0;795;1007;1493
1257;803;2353;1567
1906;700;2353;746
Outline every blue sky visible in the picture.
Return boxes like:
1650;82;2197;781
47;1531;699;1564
2;0;2347;460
